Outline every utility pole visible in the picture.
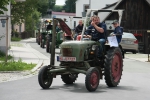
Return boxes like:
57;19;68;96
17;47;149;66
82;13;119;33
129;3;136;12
5;17;8;62
89;0;91;9
147;30;150;62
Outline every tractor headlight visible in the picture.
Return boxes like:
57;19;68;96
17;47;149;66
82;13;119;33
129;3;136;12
92;45;97;50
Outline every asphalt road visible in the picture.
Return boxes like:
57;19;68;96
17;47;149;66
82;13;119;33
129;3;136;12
0;42;150;100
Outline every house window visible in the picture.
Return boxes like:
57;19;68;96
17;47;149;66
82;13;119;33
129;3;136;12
83;4;89;12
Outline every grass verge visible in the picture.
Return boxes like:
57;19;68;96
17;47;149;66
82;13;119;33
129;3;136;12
0;59;36;71
0;51;13;61
11;43;23;47
11;37;21;41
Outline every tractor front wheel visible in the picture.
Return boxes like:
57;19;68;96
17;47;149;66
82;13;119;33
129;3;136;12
85;67;100;92
38;66;53;89
61;74;78;84
104;47;123;87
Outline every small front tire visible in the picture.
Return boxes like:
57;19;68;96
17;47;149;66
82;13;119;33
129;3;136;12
85;67;100;92
38;66;53;89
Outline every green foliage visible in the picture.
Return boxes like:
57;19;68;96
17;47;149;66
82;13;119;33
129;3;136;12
25;9;41;32
11;37;21;41
0;59;36;71
0;0;9;14
0;50;13;61
48;0;56;9
0;0;15;14
11;0;56;34
63;0;77;13
53;5;63;12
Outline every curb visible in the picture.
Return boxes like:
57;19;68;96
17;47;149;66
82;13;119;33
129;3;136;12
31;60;43;72
125;57;150;63
24;42;49;72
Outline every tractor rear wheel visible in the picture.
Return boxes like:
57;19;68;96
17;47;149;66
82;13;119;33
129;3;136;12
38;66;53;89
40;42;42;47
42;41;45;48
61;74;78;84
104;47;123;87
49;42;51;54
46;42;49;53
85;67;100;92
38;40;40;45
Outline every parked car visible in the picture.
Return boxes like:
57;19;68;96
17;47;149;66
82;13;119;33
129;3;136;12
120;32;138;54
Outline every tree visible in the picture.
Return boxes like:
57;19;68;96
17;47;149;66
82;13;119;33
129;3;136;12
0;0;15;14
53;5;63;12
63;0;77;13
48;0;56;9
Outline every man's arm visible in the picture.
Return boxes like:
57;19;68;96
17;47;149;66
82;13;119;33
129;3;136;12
93;24;104;33
91;21;105;33
114;27;122;35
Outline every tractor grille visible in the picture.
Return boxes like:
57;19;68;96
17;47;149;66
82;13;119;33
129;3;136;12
62;48;72;57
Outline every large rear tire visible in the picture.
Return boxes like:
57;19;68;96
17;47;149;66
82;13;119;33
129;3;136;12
104;47;123;87
42;41;45;48
49;42;52;54
38;66;53;89
85;67;100;92
46;42;49;53
61;74;78;84
38;40;40;45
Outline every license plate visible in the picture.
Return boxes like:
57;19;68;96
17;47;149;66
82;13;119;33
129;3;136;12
57;56;76;61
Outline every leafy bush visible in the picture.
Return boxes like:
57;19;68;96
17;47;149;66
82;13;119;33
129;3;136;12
0;59;36;71
11;37;21;41
0;51;13;61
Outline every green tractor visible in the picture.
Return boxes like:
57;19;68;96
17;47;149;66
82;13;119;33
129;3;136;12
46;28;64;53
40;31;47;48
46;30;52;52
38;9;124;92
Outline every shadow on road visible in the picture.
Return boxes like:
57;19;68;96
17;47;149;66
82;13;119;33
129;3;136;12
39;83;137;93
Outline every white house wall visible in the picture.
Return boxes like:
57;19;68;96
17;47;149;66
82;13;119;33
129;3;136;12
43;14;82;29
0;3;11;53
76;0;89;17
76;0;118;17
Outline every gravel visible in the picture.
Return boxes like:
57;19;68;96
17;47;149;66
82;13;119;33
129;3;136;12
0;71;37;83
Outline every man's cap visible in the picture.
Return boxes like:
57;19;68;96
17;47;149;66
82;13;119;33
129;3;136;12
112;20;119;24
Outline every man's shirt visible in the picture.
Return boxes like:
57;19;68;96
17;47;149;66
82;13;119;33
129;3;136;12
114;26;123;43
86;22;107;41
75;24;84;33
47;25;52;30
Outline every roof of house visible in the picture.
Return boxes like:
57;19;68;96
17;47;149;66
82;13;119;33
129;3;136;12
101;2;118;9
146;0;150;4
52;11;76;16
102;0;150;22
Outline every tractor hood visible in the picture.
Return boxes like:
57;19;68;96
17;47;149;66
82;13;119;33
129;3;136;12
60;41;96;62
55;18;72;35
60;41;96;48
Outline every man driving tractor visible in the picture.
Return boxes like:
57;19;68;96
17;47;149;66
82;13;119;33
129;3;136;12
76;15;106;57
